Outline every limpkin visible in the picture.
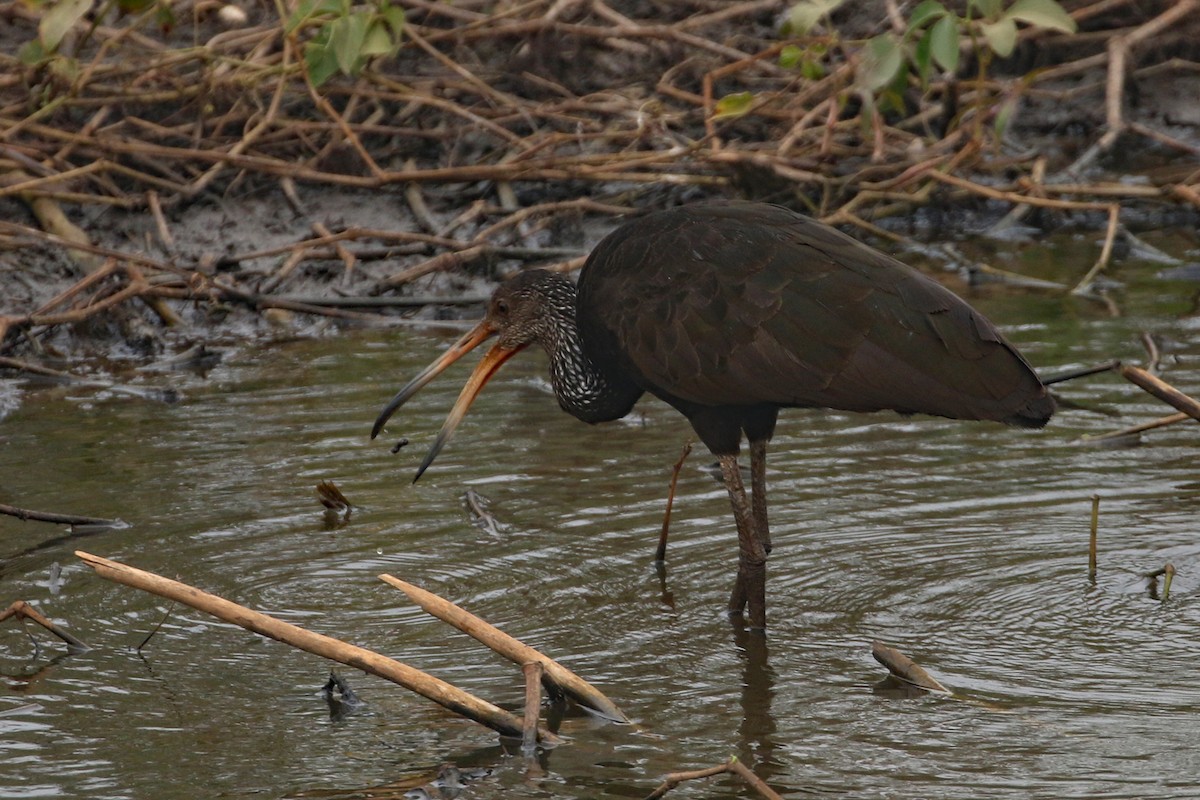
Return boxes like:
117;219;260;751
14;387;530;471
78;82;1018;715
371;201;1054;629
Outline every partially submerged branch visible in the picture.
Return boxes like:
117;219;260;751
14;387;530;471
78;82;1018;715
379;574;629;723
0;600;89;651
0;502;123;529
1117;364;1200;423
644;757;785;800
74;551;560;744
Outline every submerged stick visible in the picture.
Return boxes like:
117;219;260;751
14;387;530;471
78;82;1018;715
1118;364;1200;422
1085;411;1192;443
644;757;784;800
0;502;123;528
379;575;628;723
870;641;951;694
1147;563;1178;601
1088;495;1099;583
0;600;89;650
75;551;555;743
656;440;693;563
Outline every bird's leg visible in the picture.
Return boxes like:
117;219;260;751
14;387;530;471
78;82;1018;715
749;438;771;555
719;454;768;629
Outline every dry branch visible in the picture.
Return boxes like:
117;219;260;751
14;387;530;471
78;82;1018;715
1085;411;1194;443
0;600;89;650
74;551;559;743
656;440;693;563
2;0;1197;363
644;758;784;800
1118;365;1200;422
379;574;629;722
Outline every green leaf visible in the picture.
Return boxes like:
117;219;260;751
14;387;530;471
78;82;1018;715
47;52;79;83
929;14;959;73
783;0;845;36
38;0;91;52
968;0;1002;19
379;4;405;38
304;34;340;86
801;57;825;80
329;12;369;75
18;39;47;65
908;0;948;30
858;34;904;92
993;93;1018;140
980;17;1017;56
360;19;395;57
285;0;318;33
779;44;804;69
914;29;933;85
117;0;154;13
1003;0;1076;33
713;91;755;119
286;0;343;33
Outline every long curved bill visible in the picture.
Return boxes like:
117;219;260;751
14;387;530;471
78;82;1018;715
370;320;526;482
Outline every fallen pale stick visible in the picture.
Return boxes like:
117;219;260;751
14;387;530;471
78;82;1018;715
1083;411;1192;443
1118;364;1200;422
75;551;558;743
379;574;629;722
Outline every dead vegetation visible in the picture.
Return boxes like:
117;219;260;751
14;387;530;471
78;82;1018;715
1;0;1199;367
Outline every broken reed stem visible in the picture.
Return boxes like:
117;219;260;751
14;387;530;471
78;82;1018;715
1070;204;1121;294
74;551;558;744
656;440;693;563
1118;364;1200;422
521;661;543;752
644;758;785;800
1089;495;1100;583
870;641;951;694
0;600;90;650
379;574;628;723
1088;411;1193;442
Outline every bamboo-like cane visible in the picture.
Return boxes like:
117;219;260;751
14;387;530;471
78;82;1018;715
1118;364;1200;422
75;551;558;743
379;574;629;723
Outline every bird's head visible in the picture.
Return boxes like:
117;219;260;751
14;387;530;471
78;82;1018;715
370;269;574;481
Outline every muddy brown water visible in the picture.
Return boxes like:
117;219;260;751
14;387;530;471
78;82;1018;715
2;230;1199;799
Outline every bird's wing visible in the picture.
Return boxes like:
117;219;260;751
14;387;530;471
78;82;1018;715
578;202;1048;424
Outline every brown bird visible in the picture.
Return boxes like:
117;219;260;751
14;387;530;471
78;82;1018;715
371;201;1054;629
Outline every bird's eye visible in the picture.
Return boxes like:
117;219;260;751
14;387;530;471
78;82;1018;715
495;299;509;315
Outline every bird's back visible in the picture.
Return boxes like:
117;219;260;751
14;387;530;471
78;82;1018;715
576;201;1053;428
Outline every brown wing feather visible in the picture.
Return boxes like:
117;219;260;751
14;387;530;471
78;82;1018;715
578;201;1053;427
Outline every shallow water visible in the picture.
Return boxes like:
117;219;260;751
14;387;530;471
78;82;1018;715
2;230;1200;799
